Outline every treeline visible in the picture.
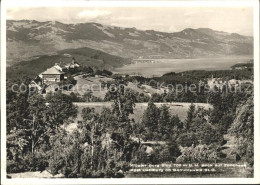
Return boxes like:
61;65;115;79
65;66;113;77
68;81;252;104
127;67;253;86
231;60;253;69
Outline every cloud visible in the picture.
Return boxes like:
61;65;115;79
77;9;111;21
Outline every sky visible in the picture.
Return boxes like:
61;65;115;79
6;6;253;36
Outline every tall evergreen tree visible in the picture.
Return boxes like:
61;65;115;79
142;102;160;132
185;103;195;131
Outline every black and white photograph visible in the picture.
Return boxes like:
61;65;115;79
1;0;260;184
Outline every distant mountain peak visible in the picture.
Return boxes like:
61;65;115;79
6;19;253;66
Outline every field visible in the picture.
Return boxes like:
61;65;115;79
63;75;113;99
65;102;212;132
113;56;252;77
62;75;165;99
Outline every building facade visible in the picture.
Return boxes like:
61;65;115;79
42;66;64;84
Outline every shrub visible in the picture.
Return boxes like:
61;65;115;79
176;144;218;163
7;152;48;173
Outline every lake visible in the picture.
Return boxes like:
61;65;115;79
113;56;253;77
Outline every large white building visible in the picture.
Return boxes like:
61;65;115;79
41;66;65;84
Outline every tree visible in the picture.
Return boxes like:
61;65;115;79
101;79;138;166
178;106;223;147
49;129;83;177
7;90;80;173
98;107;118;131
80;107;103;169
181;90;198;103
158;105;171;138
151;93;162;102
184;103;195;131
164;90;176;102
6;89;29;134
6;88;50;172
141;101;160;140
45;92;78;131
70;85;137;177
70;92;82;102
112;88;136;123
83;91;93;102
171;114;183;132
207;91;221;106
228;96;254;166
136;92;149;103
26;94;49;154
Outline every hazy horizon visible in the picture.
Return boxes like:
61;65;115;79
6;18;254;37
7;7;253;36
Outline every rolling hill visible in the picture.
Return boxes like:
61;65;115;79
7;20;253;66
6;47;130;81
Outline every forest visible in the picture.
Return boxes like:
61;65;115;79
6;73;254;177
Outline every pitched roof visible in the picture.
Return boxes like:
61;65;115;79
42;66;64;75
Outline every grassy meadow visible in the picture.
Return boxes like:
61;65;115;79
64;102;212;133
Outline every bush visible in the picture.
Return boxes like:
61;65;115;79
25;153;49;171
7;160;25;173
176;144;219;163
177;132;199;147
7;153;48;173
58;76;77;90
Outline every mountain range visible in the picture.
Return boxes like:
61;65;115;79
7;20;253;66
